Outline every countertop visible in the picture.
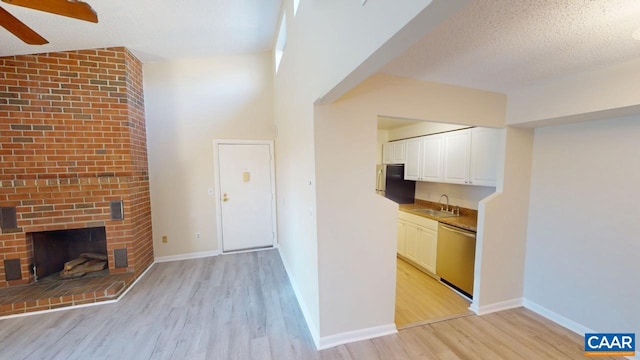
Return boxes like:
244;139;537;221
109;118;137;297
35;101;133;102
399;199;478;233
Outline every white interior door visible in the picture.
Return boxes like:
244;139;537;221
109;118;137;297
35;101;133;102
217;143;275;252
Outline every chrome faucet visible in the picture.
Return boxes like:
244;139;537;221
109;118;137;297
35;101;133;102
439;194;449;212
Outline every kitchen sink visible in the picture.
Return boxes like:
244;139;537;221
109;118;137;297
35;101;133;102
413;208;458;218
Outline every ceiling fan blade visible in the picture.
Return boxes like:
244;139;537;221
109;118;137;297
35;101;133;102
1;0;98;23
0;6;48;44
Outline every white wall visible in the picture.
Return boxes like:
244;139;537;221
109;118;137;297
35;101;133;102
314;74;513;340
315;102;399;344
144;53;275;258
507;57;640;126
273;0;469;345
415;182;494;210
524;116;640;336
473;126;532;312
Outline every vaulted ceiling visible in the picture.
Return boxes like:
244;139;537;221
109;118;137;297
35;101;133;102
0;0;283;62
2;0;639;95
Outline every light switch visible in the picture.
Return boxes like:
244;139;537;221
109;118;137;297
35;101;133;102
243;171;250;182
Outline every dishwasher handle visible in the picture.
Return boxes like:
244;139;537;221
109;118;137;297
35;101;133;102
440;224;476;238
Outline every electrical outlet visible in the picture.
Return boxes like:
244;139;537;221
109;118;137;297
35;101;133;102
162;235;168;243
196;233;201;239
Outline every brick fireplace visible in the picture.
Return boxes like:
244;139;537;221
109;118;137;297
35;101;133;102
0;47;153;297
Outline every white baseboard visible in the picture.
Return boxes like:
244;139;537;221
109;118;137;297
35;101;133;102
523;298;594;336
520;300;636;358
277;248;321;348
277;247;397;350
154;250;221;263
470;297;523;315
318;324;398;350
220;245;278;255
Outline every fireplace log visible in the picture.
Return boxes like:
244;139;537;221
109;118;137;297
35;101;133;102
80;253;108;261
60;259;107;278
64;257;89;271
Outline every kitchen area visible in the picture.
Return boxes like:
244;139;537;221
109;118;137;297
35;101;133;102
376;116;501;328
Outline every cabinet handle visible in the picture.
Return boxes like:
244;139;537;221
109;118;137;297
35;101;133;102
440;224;475;238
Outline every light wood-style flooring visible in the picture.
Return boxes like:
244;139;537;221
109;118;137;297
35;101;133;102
395;257;472;328
0;250;621;359
324;308;622;360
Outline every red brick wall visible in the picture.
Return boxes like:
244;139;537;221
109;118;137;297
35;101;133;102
0;47;153;287
123;49;153;276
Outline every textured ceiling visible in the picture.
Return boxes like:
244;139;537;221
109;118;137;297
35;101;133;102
381;0;640;93
0;0;282;62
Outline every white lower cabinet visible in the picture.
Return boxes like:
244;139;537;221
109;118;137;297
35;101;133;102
397;220;407;257
397;211;438;274
417;226;437;274
404;222;419;263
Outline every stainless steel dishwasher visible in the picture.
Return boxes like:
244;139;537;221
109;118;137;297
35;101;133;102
436;224;476;299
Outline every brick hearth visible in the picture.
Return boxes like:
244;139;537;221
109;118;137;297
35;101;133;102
0;47;153;301
0;271;135;316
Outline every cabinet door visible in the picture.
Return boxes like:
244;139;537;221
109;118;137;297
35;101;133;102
421;133;444;182
397;220;406;256
404;223;419;263
404;138;421;180
382;143;393;164
443;129;471;184
469;127;500;187
392;141;406;164
417;227;437;274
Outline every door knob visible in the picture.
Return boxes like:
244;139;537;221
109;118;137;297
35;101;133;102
223;193;229;202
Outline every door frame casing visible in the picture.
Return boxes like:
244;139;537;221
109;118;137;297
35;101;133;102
213;139;278;253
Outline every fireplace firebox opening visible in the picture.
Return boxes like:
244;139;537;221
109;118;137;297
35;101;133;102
31;227;108;280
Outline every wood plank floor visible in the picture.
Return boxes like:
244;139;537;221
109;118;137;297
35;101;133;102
395;257;472;328
0;250;622;359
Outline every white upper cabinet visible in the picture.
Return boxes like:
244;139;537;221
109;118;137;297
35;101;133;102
404;138;421;180
443;127;499;186
382;142;392;164
469;127;501;187
420;133;444;182
382;141;406;164
386;127;499;186
443;129;471;184
393;141;406;163
405;134;443;182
